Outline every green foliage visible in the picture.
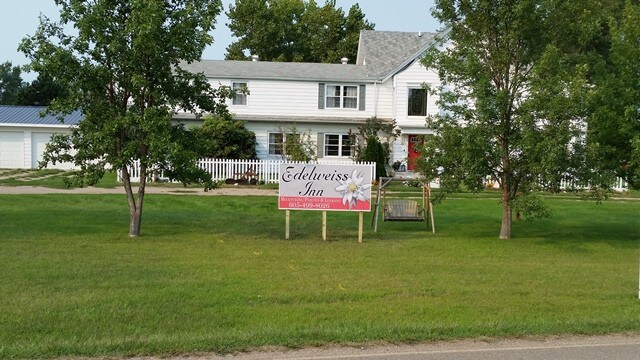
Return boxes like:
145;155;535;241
0;62;68;106
353;116;399;171
420;0;602;238
194;114;257;159
282;126;316;162
511;192;552;220
363;135;387;179
0;194;638;358
585;1;640;189
19;0;226;236
16;73;67;106
0;61;25;104
226;0;374;63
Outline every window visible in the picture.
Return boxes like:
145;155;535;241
408;88;427;116
324;134;353;157
268;133;284;155
326;85;358;109
232;82;248;105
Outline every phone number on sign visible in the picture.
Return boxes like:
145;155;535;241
287;202;331;209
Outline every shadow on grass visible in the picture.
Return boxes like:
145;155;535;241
1;194;637;245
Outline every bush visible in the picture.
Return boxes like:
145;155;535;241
363;135;387;179
194;115;257;159
283;126;316;162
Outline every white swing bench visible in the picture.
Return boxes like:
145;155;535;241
383;199;425;222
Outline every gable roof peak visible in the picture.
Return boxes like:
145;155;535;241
356;30;437;79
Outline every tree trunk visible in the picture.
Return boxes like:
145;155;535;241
129;206;142;237
121;164;147;237
499;182;512;239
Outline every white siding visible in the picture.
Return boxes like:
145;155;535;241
0;126;75;169
393;60;441;129
210;79;375;120
371;80;395;119
246;121;359;162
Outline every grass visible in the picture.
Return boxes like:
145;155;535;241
0;169;119;189
0;193;639;358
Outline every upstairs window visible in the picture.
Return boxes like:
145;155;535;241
326;85;358;109
232;82;248;106
408;88;427;116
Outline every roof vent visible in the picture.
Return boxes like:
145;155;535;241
418;31;423;37
251;54;259;62
340;57;349;65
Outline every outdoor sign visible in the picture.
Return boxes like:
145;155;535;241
278;163;373;212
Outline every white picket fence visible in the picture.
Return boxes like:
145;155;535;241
122;158;376;184
557;176;628;192
120;158;628;190
484;176;628;192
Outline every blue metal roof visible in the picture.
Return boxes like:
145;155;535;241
0;105;82;126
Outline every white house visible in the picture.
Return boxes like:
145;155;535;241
0;105;81;169
178;30;442;171
1;31;442;172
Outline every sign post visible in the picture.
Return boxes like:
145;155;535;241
278;163;373;242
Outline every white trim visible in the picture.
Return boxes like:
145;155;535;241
231;81;249;106
267;132;284;155
407;87;428;117
325;84;359;109
0;123;75;129
323;133;353;158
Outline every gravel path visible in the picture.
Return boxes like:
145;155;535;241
0;185;278;196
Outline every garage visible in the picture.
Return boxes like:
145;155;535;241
0;105;81;169
0;131;24;168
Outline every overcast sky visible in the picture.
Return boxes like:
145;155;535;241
1;0;440;81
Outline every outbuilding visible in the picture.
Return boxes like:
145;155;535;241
0;105;81;169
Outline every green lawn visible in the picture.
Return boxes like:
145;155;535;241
0;169;119;189
0;194;639;358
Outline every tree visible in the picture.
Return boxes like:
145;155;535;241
226;0;374;63
16;73;67;106
585;1;640;189
282;126;316;162
352;117;399;177
363;136;387;179
19;0;228;237
419;0;600;239
0;61;25;105
194;114;257;159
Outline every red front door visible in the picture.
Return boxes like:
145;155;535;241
407;134;424;171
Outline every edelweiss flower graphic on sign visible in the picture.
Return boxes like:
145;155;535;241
335;169;371;209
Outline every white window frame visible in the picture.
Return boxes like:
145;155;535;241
325;84;358;109
232;81;248;106
407;87;428;117
323;133;353;157
268;132;284;155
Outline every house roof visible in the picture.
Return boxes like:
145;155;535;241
356;30;437;79
181;30;438;83
0;105;82;126
180;60;371;82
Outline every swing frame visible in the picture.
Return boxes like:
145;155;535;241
371;177;436;233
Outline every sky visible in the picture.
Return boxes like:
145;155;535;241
1;0;440;81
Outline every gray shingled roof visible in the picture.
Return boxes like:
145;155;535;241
0;105;82;125
181;31;438;82
356;30;437;79
180;60;371;82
